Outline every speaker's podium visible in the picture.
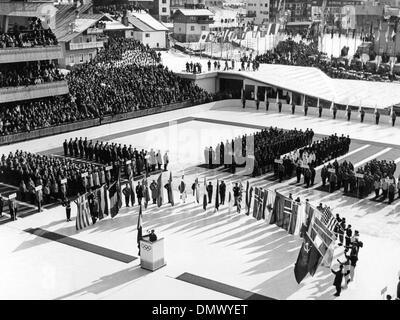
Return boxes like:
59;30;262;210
140;238;166;271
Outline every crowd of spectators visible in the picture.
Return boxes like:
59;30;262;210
0;36;213;136
0;61;64;88
0;17;58;49
254;39;399;82
321;158;399;202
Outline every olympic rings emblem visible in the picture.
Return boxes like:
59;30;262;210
142;244;152;251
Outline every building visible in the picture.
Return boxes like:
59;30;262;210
244;0;271;25
152;0;170;22
172;8;214;42
54;4;111;68
0;0;69;104
120;10;168;48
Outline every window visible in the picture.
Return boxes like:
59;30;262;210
145;33;150;38
70;55;74;64
162;0;166;3
201;26;206;31
89;53;93;61
131;31;134;37
162;7;167;12
190;26;195;31
80;54;84;62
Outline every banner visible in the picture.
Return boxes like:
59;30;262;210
75;194;92;231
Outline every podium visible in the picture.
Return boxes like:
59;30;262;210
140;238;166;271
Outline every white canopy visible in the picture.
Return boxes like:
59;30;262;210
227;64;400;109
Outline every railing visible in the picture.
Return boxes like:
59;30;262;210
0;100;197;146
0;45;62;64
0;81;69;104
68;41;104;50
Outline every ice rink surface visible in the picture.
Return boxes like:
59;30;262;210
1;101;400;300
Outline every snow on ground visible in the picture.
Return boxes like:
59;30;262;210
1;102;400;300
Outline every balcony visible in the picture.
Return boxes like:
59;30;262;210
0;45;63;64
0;81;69;104
197;18;215;24
68;41;104;51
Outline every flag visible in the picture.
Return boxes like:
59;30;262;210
307;236;323;276
129;177;135;206
215;180;220;211
237;182;243;213
97;185;107;220
203;177;207;211
320;206;338;232
385;23;390;42
157;173;163;207
276;91;279;104
75;194;92;231
252;187;260;219
392;20;398;41
294;232;313;284
137;204;143;255
265;190;276;223
116;165;122;210
288;202;298;234
108;182;119;218
168;172;174;206
282;198;292;231
260;189;268;220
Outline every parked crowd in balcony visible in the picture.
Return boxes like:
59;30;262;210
0;17;58;49
0;37;213;136
254;39;399;82
0;61;64;88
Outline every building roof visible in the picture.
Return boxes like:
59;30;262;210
175;9;214;17
223;64;400;109
103;20;134;31
125;11;168;32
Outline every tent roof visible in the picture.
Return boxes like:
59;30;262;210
225;64;400;109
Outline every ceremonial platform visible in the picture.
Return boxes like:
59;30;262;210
1;100;400;300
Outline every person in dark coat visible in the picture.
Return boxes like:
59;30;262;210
318;104;323;117
206;182;213;203
392;110;397;127
278;101;282;113
8;199;17;221
136;182;144;205
345;224;352;247
291;102;295;114
296;164;302;183
346;106;351;121
63;139;68;156
219;180;226;205
360;107;365;123
375;109;380;125
333;263;344;297
255;97;260;110
310;166;316;186
150;180;158;204
123;184;131;207
265;99;269;111
62;199;71;222
304;104;308;116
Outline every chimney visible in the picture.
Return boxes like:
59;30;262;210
122;9;129;27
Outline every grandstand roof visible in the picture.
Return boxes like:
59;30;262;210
226;64;400;109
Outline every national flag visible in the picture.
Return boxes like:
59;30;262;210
168;172;174;206
330;101;334;113
252;187;260;219
203;177;207;211
97;185;106;220
215;180;220;211
282;198;292;231
260;189;268;220
307;235;323;276
75;194;92;231
157;173;163;207
265;189;276;223
247;186;253;216
237;182;243;213
137;204;143;255
320;206;338;232
294;232;313;284
276;91;279;104
108;182;119;218
288;202;298;234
